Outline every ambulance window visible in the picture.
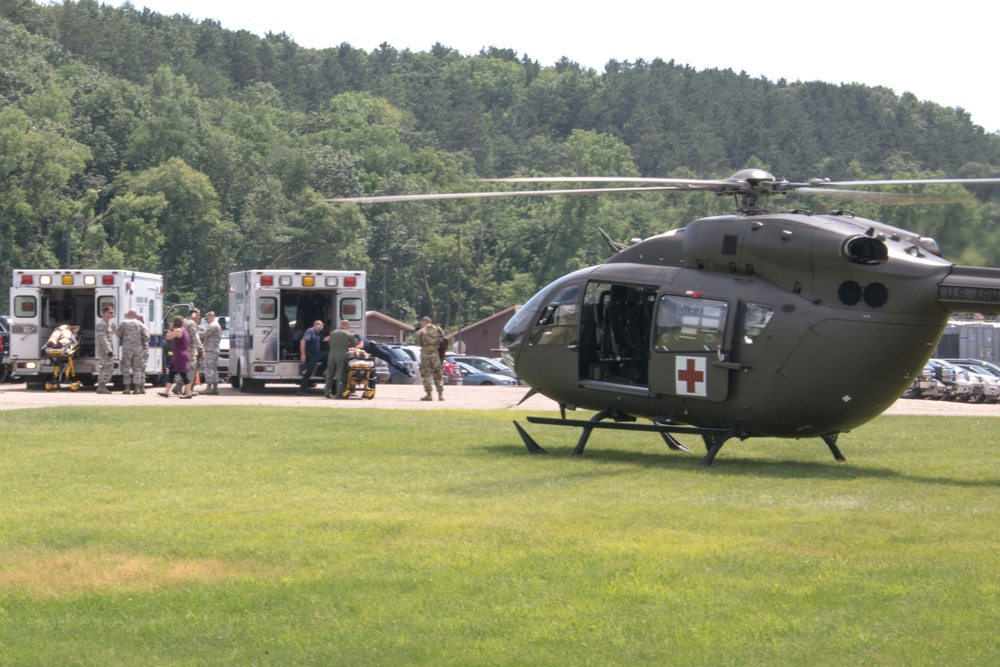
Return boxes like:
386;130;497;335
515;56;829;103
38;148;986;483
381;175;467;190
340;298;363;321
257;297;277;320
654;295;729;352
742;303;774;344
148;301;155;326
14;296;36;318
97;296;115;315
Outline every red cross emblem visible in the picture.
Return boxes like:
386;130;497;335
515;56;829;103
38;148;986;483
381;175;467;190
676;356;707;396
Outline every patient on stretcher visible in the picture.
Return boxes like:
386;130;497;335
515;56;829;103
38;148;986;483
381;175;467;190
45;324;80;352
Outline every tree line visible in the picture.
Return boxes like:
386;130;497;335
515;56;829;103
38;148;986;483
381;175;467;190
2;0;999;327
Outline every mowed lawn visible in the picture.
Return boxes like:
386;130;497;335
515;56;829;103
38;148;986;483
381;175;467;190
1;406;998;666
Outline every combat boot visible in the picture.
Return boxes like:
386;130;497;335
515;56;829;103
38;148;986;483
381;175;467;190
96;386;111;394
137;385;146;394
124;384;134;394
438;390;444;401
421;392;433;401
210;383;219;395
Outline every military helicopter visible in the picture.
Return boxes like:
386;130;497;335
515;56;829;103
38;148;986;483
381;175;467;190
329;169;1000;464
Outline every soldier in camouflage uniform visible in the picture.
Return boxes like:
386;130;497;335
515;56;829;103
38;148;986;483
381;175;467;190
95;305;116;394
414;315;445;401
200;311;222;395
116;309;149;394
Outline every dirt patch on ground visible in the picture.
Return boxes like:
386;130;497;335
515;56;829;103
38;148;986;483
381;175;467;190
0;547;261;597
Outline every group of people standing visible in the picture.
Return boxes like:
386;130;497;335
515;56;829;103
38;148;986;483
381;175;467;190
159;308;222;398
91;304;221;398
297;315;444;401
94;308;450;401
297;318;412;399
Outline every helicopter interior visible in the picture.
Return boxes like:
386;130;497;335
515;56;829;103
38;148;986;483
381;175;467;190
527;280;739;390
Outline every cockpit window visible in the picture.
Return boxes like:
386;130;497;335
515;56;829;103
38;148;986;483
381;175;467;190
529;283;582;346
501;273;588;348
654;295;729;352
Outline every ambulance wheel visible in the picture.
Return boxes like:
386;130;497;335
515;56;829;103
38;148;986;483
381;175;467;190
240;377;263;393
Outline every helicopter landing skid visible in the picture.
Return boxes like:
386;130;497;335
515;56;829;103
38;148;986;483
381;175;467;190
514;412;740;466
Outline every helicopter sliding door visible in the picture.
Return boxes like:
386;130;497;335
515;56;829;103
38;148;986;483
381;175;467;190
578;282;656;389
646;293;732;401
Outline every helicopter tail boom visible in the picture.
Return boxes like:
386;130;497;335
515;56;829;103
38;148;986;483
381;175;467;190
938;265;1000;315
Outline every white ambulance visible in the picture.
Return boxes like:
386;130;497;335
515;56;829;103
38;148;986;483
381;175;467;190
228;269;366;391
8;269;165;387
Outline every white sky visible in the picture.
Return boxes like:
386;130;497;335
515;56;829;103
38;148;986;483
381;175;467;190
132;1;1000;135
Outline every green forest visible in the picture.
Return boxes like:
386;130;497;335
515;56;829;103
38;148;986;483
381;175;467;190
2;0;1000;327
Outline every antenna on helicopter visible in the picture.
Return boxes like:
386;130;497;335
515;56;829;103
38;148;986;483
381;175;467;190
598;227;626;253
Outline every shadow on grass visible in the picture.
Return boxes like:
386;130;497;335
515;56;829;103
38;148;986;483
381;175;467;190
484;442;1000;488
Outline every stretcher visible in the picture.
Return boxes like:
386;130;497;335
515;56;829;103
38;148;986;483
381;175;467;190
44;325;82;391
340;355;376;399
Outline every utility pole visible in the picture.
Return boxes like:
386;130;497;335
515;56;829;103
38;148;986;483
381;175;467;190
451;218;465;352
377;252;391;312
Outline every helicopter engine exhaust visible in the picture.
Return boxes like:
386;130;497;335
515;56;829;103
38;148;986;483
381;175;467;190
938;265;1000;315
842;235;888;265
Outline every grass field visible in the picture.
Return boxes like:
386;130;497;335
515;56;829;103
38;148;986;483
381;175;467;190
1;406;998;666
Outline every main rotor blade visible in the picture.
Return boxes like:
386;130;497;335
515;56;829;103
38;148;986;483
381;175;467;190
795;187;968;205
805;177;1000;188
326;186;687;204
480;176;729;189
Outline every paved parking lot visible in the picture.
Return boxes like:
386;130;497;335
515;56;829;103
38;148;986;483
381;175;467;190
2;382;998;416
0;382;559;411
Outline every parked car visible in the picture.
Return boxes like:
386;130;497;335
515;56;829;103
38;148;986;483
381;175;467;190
901;364;948;400
377;345;418;384
0;314;10;383
388;344;461;385
442;359;463;385
942;358;1000;378
448;354;524;384
217;325;230;381
926;359;977;401
452;360;517;386
946;361;1000;403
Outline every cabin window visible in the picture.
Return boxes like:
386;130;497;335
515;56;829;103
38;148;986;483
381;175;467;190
742;303;774;344
257;297;278;320
529;284;582;345
97;296;116;316
14;296;36;318
654;295;729;352
340;298;363;321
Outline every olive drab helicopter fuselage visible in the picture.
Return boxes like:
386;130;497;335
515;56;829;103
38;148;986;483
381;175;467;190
329;169;1000;464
